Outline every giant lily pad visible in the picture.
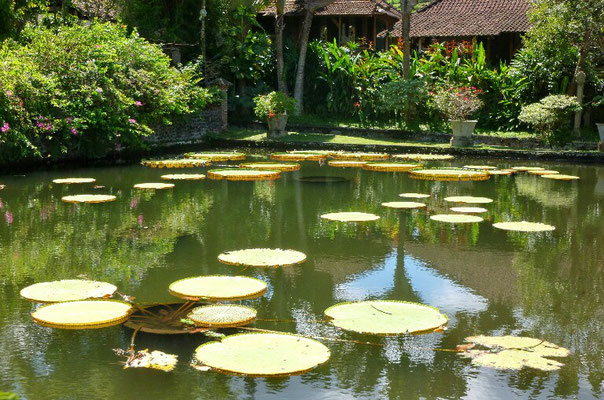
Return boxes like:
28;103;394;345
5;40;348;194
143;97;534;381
362;162;422;172
399;193;430;199
192;333;330;377
381;201;426;210
331;152;389;161
187;304;257;328
271;152;326;161
450;207;488;214
512;166;544;172
430;214;483;223
460;335;570;371
324;300;447;335
53;178;96;184
218;248;306;267
493;221;555;232
134;183;175;190
184;152;246;161
62;194;116;203
161;174;206;180
409;168;490;181
141;159;210;168
239;162;300;171
320;212;380;222
541;174;580;180
392;153;454;161
169;275;267;301
20;279;117;303
207;169;281;181
444;196;493;204
328;160;367;168
31;300;133;329
528;170;559;175
487;170;515;176
463;165;497;170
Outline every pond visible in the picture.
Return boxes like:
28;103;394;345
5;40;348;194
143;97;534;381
0;151;603;399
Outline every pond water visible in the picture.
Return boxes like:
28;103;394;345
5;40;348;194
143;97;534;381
0;151;603;399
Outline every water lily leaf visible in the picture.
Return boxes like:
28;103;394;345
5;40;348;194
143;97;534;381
328;160;367;168
511;166;545;172
31;300;133;329
399;193;431;199
62;194;116;203
20;279;117;303
460;335;570;371
463;165;497;170
207;169;281;181
184;152;246;161
381;201;426;209
161;174;206;180
541;174;580;180
271;152;326;161
141;159;210;168
493;221;555;232
363;163;422;172
444;196;493;204
392;153;454;161
487;169;515;175
218;248;306;267
450;207;488;214
409;168;490;181
187;304;257;328
430;214;483;223
239;162;300;171
528;170;559;175
320;212;380;222
331;152;389;161
133;183;175;190
192;333;330;377
169;275;267;301
324;300;448;335
288;150;338;156
52;178;96;184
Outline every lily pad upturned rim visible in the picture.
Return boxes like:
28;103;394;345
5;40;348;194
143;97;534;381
541;174;580;180
271;152;326;161
193;332;331;377
140;159;211;168
511;166;545;172
52;177;96;184
527;170;559;175
187;304;257;328
184;152;246;161
409;168;490;181
381;201;426;210
492;221;555;232
239;162;301;172
20;279;117;303
320;211;380;222
61;194;117;203
487;169;515;176
327;160;368;168
168;275;267;301
207;168;281;181
399;192;431;199
444;196;494;204
161;173;206;180
362;162;422;172
331;152;390;161
450;207;488;214
463;165;497;170
31;299;133;329
217;248;307;267
324;300;448;336
392;153;454;161
430;214;484;223
133;182;175;190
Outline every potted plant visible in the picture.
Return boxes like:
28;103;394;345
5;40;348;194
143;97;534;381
253;91;296;138
592;95;604;151
432;86;483;147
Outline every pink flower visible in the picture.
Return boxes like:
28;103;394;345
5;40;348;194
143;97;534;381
96;88;103;94
137;214;144;225
5;91;12;97
128;119;136;124
4;211;13;224
1;122;9;133
135;101;143;107
130;197;138;209
71;127;78;135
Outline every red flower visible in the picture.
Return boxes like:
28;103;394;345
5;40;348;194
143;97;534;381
268;110;275;119
353;102;361;109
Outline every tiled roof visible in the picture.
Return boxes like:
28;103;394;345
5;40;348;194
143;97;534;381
381;0;530;38
259;0;400;19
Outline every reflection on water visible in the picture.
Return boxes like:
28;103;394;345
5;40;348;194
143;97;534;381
0;154;602;399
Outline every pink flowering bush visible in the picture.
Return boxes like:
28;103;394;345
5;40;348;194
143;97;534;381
431;86;484;121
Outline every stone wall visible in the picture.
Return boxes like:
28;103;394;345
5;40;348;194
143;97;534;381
144;106;223;147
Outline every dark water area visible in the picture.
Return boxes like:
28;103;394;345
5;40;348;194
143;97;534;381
0;152;602;399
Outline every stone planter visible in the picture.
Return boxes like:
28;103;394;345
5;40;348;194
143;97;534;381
597;123;604;152
267;113;288;138
449;120;477;147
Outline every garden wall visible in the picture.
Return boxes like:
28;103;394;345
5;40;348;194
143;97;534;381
145;105;224;147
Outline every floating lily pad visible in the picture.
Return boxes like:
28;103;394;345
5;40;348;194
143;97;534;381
62;194;117;203
218;248;306;267
430;214;483;223
192;333;330;377
362;162;422;172
169;275;267;301
161;174;206;180
271;152;326;161
320;212;380;222
487;169;515;176
187;304;257;328
288;150;337;156
328;160;367;168
207;169;281;181
296;176;349;183
444;196;493;204
392;153;454;161
119;349;178;372
52;178;96;184
20;279;117;303
184;152;246;161
133;183;175;190
381;201;426;209
527;170;559;175
409;168;490;181
450;207;488;214
512;166;545;172
493;221;555;232
463;165;497;170
324;300;447;335
331;152;389;161
141;159;210;168
460;335;570;371
399;193;431;199
239;162;300;171
541;174;580;180
31;300;133;329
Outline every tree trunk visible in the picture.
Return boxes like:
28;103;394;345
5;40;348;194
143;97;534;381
400;0;415;79
275;12;287;94
567;30;591;95
200;0;207;77
293;10;314;114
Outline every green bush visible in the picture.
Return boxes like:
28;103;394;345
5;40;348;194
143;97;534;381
0;19;215;163
432;86;483;121
379;79;429;129
518;95;582;145
253;91;296;119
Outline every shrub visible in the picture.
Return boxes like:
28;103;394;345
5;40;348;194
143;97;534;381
518;95;581;145
0;19;215;163
253;91;296;119
431;87;483;120
379;79;429;129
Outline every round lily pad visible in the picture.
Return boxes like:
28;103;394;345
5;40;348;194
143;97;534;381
444;196;493;204
239;162;300;171
527;170;559;175
409;168;490;181
331;152;389;161
399;193;430;199
271;152;326;161
168;275;267;301
541;174;580;180
187;304;257;328
430;214;483;223
193;333;330;377
141;159;210;168
53;178;96;184
20;279;117;303
392;153;454;161
487;169;515;176
288;150;336;156
362;162;422;172
320;212;380;222
324;300;447;335
493;221;555;232
381;201;426;210
450;207;488;214
161;174;206;180
218;248;306;267
463;165;497;170
62;194;117;203
511;166;545;172
328;160;367;168
207;169;281;181
133;183;175;190
31;300;133;329
184;152;246;161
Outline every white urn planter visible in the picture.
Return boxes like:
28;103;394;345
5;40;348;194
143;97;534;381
449;120;477;147
596;123;604;152
267;113;288;138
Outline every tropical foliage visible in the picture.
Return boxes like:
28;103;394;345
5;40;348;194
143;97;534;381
253;91;296;119
518;95;582;145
